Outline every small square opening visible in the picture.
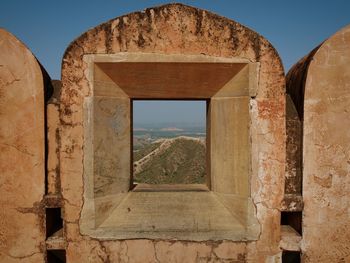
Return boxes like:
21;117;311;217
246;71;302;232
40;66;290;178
46;207;63;238
282;251;301;263
47;250;66;263
281;211;302;235
132;100;208;188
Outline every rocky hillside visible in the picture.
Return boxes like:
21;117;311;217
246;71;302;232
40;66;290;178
133;136;206;184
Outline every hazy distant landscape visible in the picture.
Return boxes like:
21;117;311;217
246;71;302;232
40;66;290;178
133;123;206;184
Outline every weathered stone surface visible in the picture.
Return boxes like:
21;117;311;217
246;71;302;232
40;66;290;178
61;3;285;261
0;29;47;263
93;96;131;197
287;24;350;262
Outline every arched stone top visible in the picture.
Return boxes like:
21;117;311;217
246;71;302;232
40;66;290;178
59;3;286;249
286;45;321;119
0;28;48;262
287;24;350;119
62;3;284;102
304;25;350;100
286;24;350;262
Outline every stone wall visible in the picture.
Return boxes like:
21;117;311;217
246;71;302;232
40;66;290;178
0;29;48;263
287;25;350;262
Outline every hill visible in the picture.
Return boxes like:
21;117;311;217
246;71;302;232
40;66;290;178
133;136;206;184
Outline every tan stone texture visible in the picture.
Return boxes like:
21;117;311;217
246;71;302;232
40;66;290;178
60;3;285;262
287;25;350;262
0;29;46;262
210;96;250;196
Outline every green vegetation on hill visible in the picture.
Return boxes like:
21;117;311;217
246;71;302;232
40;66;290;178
133;138;206;184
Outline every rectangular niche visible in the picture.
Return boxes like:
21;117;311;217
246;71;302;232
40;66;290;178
47;250;66;263
46;208;63;238
80;53;260;241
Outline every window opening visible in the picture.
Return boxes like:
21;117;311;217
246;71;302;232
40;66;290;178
132;100;207;186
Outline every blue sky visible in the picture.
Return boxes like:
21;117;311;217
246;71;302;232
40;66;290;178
1;0;349;124
133;100;206;125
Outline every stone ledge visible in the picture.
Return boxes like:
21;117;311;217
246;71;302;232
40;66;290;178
81;192;260;241
44;194;63;208
280;225;301;251
46;229;66;250
132;183;209;192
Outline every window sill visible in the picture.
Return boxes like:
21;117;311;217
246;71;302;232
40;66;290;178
80;191;260;241
132;183;209;192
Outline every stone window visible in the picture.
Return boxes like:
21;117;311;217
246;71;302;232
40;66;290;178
80;53;260;241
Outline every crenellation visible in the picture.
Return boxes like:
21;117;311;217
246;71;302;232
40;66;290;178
1;3;349;263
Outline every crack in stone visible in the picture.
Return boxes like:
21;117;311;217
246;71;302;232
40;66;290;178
62;197;80;208
15;201;42;214
1;142;35;156
0;77;20;88
5;251;40;259
153;241;161;263
124;241;130;263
